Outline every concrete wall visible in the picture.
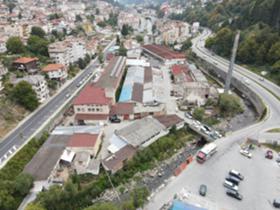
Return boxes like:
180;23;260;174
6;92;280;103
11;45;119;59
194;59;265;117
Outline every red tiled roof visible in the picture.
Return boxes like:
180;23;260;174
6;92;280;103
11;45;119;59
172;65;183;75
68;133;98;148
14;57;38;64
154;114;184;129
143;45;186;60
75;113;108;121
132;83;143;103
110;103;135;115
42;64;65;72
73;85;111;105
172;65;193;82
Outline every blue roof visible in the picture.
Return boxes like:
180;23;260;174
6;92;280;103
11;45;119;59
118;84;133;102
171;200;207;210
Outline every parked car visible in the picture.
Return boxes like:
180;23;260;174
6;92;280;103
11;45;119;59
259;77;265;81
226;189;243;200
265;150;273;159
276;156;280;163
109;115;121;123
223;180;238;192
225;175;240;186
199;184;207;196
240;149;252;158
273;199;280;208
229;170;244;181
184;112;193;119
65;93;70;98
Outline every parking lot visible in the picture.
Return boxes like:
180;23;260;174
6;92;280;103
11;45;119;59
146;140;280;210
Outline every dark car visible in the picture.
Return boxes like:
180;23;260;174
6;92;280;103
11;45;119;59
225;175;240;186
273;199;280;208
226;189;243;200
199;184;207;196
109;115;121;123
229;170;244;181
266;150;273;159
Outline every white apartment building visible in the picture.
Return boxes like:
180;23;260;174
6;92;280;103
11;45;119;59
48;38;86;66
14;75;49;103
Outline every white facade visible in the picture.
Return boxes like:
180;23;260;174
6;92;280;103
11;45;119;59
49;39;86;66
47;69;67;80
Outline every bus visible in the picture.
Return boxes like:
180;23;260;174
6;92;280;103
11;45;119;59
196;143;217;163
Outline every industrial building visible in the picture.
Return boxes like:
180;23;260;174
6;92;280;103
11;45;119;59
171;63;210;106
142;44;186;66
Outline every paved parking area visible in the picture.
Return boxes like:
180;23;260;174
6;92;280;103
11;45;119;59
146;140;280;210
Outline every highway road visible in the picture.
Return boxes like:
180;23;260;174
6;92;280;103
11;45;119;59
0;39;115;166
146;31;280;210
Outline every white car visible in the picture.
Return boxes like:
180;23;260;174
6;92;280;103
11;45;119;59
240;149;252;158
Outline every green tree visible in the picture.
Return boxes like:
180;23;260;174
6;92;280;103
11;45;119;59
268;41;280;64
98;53;104;64
116;35;120;45
121;24;130;36
31;26;46;39
0;189;16;210
6;37;25;54
181;39;192;51
119;45;127;56
75;14;83;22
10;81;39;111
136;35;143;43
131;186;149;208
218;93;243;117
14;173;33;196
193;107;205;121
27;35;49;56
77;58;86;69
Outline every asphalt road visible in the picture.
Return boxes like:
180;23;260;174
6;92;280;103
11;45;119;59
145;31;280;210
0;39;115;165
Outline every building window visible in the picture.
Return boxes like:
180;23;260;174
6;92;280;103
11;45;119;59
96;108;100;112
77;108;80;111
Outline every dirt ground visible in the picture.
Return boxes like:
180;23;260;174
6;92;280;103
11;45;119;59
0;98;28;140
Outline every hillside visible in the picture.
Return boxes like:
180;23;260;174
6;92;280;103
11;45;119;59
171;0;280;84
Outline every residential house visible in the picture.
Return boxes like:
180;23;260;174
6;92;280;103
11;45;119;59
13;57;39;73
42;64;67;81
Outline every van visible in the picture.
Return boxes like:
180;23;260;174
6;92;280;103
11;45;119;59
225;175;240;186
229;170;244;180
223;180;238;192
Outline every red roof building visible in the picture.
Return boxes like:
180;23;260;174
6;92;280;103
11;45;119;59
73;85;111;106
67;133;102;157
42;64;65;72
13;57;39;73
142;45;186;63
73;84;112;124
171;64;193;83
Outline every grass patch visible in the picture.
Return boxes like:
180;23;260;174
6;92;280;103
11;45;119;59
263;143;280;153
267;128;280;133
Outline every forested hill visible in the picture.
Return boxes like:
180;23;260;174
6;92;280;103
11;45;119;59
170;0;280;85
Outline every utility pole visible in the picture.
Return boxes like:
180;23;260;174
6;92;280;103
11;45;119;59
224;30;240;93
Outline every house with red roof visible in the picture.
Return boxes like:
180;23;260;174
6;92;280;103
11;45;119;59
42;64;67;81
13;57;39;73
66;133;102;157
110;102;135;120
73;84;112;124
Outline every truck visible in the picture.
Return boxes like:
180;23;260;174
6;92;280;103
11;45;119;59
196;143;217;163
